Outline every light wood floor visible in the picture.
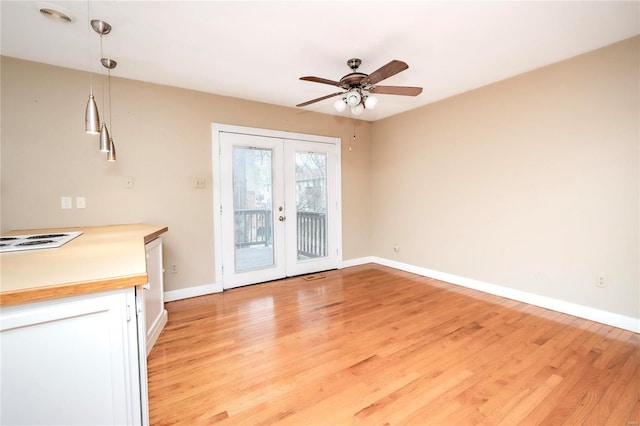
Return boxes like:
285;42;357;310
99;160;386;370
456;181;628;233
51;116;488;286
147;264;639;425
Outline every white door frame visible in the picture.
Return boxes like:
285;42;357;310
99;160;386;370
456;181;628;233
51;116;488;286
211;123;343;288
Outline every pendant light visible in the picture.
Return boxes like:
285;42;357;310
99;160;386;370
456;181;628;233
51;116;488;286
87;15;120;162
84;3;99;134
102;58;117;162
91;19;112;152
99;58;116;153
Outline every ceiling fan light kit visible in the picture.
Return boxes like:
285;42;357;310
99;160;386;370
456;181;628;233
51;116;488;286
297;58;423;115
345;91;361;106
351;103;364;116
333;99;347;112
364;95;378;109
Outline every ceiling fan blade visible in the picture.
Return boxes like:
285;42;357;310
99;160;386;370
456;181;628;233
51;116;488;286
360;60;409;85
300;76;344;87
296;92;344;107
370;86;423;96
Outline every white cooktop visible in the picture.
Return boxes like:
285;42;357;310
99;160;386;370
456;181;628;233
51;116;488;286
0;231;83;253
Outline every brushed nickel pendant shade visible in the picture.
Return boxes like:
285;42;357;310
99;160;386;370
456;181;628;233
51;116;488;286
107;139;116;162
85;93;100;134
99;123;110;152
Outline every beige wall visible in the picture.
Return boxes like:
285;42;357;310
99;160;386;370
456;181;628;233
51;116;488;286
3;36;638;320
1;57;372;292
371;37;639;318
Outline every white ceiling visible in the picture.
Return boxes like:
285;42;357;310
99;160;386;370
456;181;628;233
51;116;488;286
2;1;639;121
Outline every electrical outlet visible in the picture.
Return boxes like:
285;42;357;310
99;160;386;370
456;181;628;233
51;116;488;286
596;274;607;288
76;196;86;209
125;176;134;189
170;263;178;274
393;244;400;253
194;176;206;189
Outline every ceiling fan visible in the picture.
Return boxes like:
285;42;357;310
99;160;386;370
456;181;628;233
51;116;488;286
296;58;423;115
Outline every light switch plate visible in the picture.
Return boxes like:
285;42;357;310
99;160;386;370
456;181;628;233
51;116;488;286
76;196;86;209
61;196;73;209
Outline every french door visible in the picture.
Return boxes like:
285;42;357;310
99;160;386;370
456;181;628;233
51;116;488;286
213;125;341;290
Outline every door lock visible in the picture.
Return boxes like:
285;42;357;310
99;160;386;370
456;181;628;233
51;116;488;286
279;216;286;222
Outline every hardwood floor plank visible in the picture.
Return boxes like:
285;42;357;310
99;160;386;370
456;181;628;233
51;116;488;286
546;327;634;425
497;373;564;425
517;321;615;424
623;398;640;426
147;264;640;425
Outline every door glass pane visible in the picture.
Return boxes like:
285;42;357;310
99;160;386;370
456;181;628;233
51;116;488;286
233;147;274;272
295;152;327;260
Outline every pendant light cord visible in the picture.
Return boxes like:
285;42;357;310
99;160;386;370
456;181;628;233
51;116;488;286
86;1;93;94
108;68;113;134
100;34;106;127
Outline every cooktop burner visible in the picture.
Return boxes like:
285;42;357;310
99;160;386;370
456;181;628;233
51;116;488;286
0;231;83;253
26;234;67;239
17;240;56;246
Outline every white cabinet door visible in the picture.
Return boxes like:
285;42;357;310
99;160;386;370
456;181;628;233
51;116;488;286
144;237;167;355
0;289;143;425
135;285;150;426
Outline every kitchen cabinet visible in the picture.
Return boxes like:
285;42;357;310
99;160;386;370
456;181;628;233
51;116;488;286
0;288;147;425
0;224;168;426
144;237;167;355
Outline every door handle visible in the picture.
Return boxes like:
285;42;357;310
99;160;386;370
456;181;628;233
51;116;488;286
279;216;286;222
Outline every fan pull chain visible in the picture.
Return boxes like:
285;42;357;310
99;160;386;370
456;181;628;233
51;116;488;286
348;109;355;152
350;123;356;152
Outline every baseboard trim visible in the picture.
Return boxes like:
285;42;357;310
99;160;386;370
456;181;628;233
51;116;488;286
146;309;168;356
371;257;639;333
340;256;376;268
162;258;377;302
164;282;222;302
162;259;639;333
162;259;374;301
